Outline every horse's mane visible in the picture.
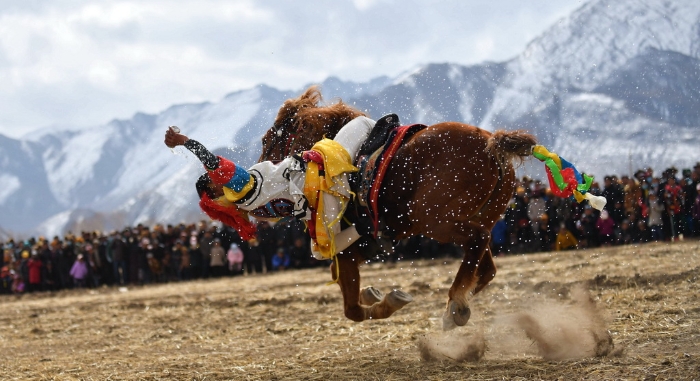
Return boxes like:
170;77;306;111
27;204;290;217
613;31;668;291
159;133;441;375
275;85;368;137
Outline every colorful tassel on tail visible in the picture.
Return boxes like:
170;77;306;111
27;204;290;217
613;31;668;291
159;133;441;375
532;145;606;211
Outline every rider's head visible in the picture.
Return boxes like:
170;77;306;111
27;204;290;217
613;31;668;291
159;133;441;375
195;173;256;240
196;173;224;200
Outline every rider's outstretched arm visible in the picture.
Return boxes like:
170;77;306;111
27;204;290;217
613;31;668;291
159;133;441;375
183;139;220;170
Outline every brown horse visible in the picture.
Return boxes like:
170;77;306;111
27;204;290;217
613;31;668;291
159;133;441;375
259;86;537;330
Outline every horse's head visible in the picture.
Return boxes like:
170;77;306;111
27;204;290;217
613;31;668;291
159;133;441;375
258;85;368;162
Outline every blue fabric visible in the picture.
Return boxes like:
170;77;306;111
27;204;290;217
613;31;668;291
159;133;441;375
224;165;251;192
560;157;583;185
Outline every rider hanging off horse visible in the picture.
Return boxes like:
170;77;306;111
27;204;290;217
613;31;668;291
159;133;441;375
164;111;398;263
165;85;606;328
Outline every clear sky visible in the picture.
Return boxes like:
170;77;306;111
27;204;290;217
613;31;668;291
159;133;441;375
0;0;585;138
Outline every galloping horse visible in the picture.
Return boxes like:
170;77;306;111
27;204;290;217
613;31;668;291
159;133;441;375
259;86;537;330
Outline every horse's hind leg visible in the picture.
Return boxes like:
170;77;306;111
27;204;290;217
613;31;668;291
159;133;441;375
442;223;492;330
332;246;413;322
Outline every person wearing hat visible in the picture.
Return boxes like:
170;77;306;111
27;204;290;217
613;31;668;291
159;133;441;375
164;117;376;261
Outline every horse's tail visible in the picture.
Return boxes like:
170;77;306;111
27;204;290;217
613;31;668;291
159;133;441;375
486;129;538;166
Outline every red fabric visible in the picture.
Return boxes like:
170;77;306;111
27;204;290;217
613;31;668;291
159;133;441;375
208;156;236;184
302;150;324;170
199;194;257;240
28;259;42;284
546;167;578;198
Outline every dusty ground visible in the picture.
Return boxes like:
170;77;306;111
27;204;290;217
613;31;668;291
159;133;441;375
1;240;699;380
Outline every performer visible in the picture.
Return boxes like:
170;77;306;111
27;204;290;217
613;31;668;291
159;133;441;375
164;116;376;260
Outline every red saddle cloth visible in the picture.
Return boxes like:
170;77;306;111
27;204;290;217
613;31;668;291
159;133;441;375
361;124;427;235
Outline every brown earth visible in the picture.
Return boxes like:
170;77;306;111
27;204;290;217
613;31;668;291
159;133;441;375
1;241;699;380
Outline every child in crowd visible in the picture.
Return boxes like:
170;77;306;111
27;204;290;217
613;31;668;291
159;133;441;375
69;254;88;288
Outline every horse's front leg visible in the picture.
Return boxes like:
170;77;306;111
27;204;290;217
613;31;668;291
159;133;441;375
331;245;413;322
442;223;494;330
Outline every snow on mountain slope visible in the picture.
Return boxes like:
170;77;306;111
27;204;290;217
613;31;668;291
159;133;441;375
108;88;261;207
43;125;115;205
483;0;700;129
550;92;700;177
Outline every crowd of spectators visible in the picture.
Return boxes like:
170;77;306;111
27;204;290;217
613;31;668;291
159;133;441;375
1;219;320;294
2;164;699;295
492;164;700;255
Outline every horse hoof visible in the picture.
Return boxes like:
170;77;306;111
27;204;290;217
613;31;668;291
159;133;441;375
454;305;471;326
360;287;384;305
442;300;471;330
386;290;413;309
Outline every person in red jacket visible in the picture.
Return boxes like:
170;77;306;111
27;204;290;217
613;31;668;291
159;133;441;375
27;252;43;292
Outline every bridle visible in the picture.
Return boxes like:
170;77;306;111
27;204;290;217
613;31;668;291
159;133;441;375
262;121;303;162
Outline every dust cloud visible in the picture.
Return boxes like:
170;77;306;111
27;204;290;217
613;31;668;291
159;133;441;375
418;285;618;362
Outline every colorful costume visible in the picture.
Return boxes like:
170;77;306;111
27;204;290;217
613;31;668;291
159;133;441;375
186;116;375;259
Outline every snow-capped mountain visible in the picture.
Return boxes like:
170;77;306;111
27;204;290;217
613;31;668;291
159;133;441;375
1;0;699;238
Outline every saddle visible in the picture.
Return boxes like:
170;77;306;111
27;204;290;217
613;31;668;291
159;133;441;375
347;115;428;258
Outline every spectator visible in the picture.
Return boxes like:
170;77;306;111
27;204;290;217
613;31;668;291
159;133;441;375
147;251;164;283
256;221;275;273
623;177;642;218
12;269;25;294
511;187;532;252
111;231;127;285
633;220;650;243
199;229;214;279
528;192;547;252
27;251;42;292
271;248;290;271
664;176;683;240
242;238;263;275
1;266;11;294
616;220;634;246
85;243;102;287
178;242;192;281
579;205;599;248
70;254;89;288
227;243;244;275
209;239;226;277
602;176;624;225
289;237;314;268
555;223;578;251
647;193;665;241
169;240;187;281
596;210;615;246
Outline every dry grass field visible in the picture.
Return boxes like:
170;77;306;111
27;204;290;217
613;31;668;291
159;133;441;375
1;240;699;380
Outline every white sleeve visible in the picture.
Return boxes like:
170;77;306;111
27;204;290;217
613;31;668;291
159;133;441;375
332;116;375;161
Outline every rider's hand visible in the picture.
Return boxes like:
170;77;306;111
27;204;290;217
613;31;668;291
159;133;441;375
164;127;189;148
